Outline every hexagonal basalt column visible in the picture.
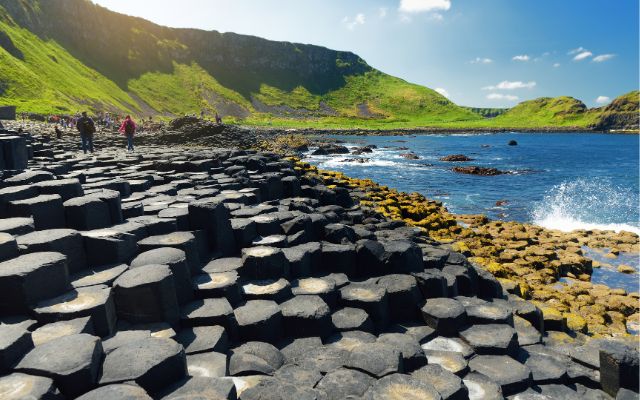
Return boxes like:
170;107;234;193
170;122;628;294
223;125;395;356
0;252;69;314
113;265;180;325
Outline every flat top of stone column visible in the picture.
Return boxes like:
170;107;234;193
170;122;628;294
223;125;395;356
35;286;110;313
17;333;101;373
99;337;184;384
234;300;281;326
17;229;80;244
114;265;172;288
0;252;66;276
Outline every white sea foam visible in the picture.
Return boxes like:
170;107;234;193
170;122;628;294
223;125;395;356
531;179;640;234
321;158;400;168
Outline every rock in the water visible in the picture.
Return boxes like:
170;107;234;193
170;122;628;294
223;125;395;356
452;166;506;176
440;154;474;162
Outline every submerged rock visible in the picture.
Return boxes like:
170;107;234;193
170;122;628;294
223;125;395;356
440;154;474;162
400;152;420;160
452;166;506;176
312;144;350;155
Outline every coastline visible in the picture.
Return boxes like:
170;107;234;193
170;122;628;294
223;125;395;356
5;119;640;337
291;160;640;338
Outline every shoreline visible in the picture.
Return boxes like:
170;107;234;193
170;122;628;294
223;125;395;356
4;119;639;336
0;124;637;397
297;163;640;337
4;119;640;137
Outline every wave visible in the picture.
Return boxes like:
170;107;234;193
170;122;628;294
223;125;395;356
531;178;640;234
320;158;401;168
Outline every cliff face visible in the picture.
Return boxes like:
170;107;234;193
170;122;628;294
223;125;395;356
591;91;640;131
1;0;370;96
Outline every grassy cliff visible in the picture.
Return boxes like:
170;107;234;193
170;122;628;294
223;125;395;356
0;0;476;127
0;0;636;131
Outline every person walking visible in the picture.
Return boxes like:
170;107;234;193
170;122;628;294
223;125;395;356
119;115;137;152
76;111;95;154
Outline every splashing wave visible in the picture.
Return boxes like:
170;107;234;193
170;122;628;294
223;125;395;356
531;179;640;234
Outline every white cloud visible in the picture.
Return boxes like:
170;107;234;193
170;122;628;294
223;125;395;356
470;57;493;64
595;96;611;105
486;93;519;101
378;7;388;18
435;88;450;98
553;63;561;68
593;54;615;63
573;51;593;61
399;0;451;13
483;80;536;90
429;12;444;21
512;55;530;62
568;47;587;55
343;13;366;30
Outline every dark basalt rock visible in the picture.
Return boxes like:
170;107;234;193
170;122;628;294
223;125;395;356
312;144;350;155
229;341;284;376
316;367;374;398
421;297;467;336
468;355;532;395
412;364;468;400
400;152;420;160
0;372;64;400
452;166;506;176
440;154;474;162
365;373;441;400
99;337;187;395
16;333;102;398
77;384;151;400
0;127;630;399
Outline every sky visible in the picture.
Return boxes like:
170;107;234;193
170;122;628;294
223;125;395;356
92;0;639;108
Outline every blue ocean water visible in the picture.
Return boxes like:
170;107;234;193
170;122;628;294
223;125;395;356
305;132;640;292
304;132;640;234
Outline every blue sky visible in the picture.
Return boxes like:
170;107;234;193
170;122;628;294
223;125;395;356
93;0;638;108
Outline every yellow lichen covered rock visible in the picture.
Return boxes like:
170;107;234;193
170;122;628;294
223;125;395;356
293;158;640;337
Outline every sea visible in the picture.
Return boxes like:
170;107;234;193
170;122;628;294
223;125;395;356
303;132;640;292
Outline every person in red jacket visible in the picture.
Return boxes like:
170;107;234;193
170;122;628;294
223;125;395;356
119;115;137;152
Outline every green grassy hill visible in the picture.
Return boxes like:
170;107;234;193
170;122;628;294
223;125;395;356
0;0;636;131
0;0;478;127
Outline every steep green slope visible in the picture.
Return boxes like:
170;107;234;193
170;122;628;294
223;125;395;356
591;90;639;131
489;96;600;128
0;0;478;125
0;15;138;114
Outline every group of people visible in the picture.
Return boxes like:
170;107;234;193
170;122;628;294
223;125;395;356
40;109;224;155
75;112;137;154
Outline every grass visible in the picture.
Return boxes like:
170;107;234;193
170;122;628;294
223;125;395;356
0;3;635;131
0;18;138;115
128;62;253;116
